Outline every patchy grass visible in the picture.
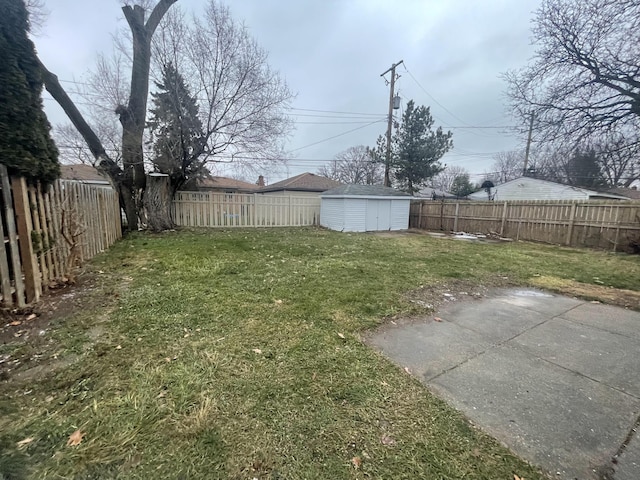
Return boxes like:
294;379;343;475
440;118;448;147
1;228;639;479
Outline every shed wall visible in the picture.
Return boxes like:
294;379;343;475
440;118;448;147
390;199;410;230
320;198;344;230
344;199;367;232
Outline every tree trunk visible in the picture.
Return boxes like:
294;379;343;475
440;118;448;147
118;0;178;229
144;173;174;232
40;1;177;232
38;61;137;229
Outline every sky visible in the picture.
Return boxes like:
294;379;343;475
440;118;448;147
34;0;542;184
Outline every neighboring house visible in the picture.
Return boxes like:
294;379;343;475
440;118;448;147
415;186;457;200
320;185;412;232
60;164;111;186
605;186;640;200
195;176;260;194
258;172;341;197
467;177;628;201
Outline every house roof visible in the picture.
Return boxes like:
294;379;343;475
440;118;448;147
467;176;628;201
60;164;110;184
415;186;457;199
259;172;341;193
197;176;259;191
605;187;640;199
321;184;412;197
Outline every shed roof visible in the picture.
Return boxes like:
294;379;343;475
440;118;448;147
322;185;412;197
259;172;341;193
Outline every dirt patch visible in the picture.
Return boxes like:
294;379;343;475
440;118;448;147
0;275;96;346
0;273;116;382
530;276;640;310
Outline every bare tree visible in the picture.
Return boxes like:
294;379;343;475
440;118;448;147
430;165;469;193
40;0;177;230
505;0;640;148
152;2;293;173
491;151;524;183
40;0;292;231
317;146;383;185
592;133;640;187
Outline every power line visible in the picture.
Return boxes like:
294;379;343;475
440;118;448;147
289;120;385;152
403;63;472;127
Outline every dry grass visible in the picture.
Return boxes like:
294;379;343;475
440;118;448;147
1;227;638;479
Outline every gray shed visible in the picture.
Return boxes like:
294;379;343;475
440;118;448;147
320;185;412;232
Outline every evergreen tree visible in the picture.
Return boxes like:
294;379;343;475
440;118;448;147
0;0;59;184
566;149;608;190
450;174;474;197
391;100;452;194
147;62;205;192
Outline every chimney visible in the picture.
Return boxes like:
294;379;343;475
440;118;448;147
257;175;265;187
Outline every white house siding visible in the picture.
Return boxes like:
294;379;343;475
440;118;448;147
467;177;616;201
390;200;410;230
320;198;344;230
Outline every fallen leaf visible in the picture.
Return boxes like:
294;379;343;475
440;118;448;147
66;429;85;447
351;456;362;469
115;345;122;350
434;317;443;322
156;390;167;398
381;434;396;446
9;321;21;326
252;348;262;354
274;299;283;305
337;332;345;339
404;367;411;374
26;313;36;321
17;437;34;449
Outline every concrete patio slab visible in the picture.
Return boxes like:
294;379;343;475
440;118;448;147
561;303;640;341
512;318;640;398
366;289;640;480
367;320;491;380
615;428;640;480
438;298;548;343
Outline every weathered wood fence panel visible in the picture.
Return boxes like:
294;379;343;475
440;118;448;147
0;166;122;307
410;199;640;251
172;192;321;228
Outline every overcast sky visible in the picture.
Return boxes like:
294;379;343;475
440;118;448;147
34;0;541;184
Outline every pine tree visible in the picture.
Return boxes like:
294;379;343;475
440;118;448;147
391;100;452;194
0;0;59;184
566;149;608;190
147;62;204;192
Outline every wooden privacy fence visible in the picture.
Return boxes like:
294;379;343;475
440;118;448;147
410;199;640;251
172;192;321;227
0;165;122;307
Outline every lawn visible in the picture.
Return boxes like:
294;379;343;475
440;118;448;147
1;228;639;479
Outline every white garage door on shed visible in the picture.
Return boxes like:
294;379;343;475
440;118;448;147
320;185;412;232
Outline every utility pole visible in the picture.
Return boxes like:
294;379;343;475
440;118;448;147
523;111;535;176
381;60;403;187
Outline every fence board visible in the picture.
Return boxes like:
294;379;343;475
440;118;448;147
0;170;122;307
172;192;321;228
410;199;640;252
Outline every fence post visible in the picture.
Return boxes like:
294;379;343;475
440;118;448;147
566;202;577;246
500;201;508;236
453;202;460;232
11;176;41;303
